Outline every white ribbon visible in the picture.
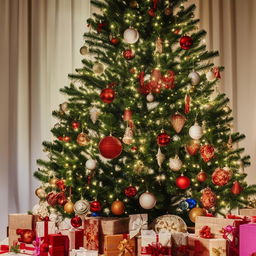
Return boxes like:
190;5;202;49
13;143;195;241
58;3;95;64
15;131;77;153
129;215;148;238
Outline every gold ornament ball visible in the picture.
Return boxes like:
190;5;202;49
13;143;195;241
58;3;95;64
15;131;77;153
129;0;138;8
80;45;88;55
35;188;46;199
92;63;104;75
111;200;125;215
49;177;59;186
189;207;206;223
64;201;74;214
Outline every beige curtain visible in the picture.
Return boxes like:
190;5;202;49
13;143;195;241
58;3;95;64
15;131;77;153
0;0;91;239
0;0;256;239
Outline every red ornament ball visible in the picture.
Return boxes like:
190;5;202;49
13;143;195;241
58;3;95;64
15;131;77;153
90;200;102;212
176;175;191;189
124;186;137;197
180;35;193;50
63;136;71;142
58;136;63;141
197;171;207;182
71;121;80;130
109;36;119;45
71;216;82;228
212;168;232;186
148;8;155;17
200;188;217;209
200;144;215;162
100;88;116;103
99;136;123;159
157;131;171;146
56;179;66;190
123;49;135;60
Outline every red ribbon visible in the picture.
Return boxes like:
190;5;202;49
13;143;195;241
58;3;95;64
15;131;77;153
0;245;9;254
199;225;214;239
145;242;170;256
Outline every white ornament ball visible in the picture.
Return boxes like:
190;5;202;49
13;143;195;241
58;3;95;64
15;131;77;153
188;71;200;85
189;122;203;140
139;192;156;209
206;70;215;81
123;28;139;44
93;63;104;75
146;93;154;102
169;155;183;171
74;199;90;215
85;159;97;170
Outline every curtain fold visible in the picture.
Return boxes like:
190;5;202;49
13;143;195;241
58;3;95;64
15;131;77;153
0;0;256;240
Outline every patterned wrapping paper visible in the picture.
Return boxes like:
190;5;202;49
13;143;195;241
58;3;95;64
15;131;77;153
239;224;256;256
84;218;100;251
188;234;227;256
239;208;256;216
100;217;130;235
59;229;84;250
129;214;148;238
139;230;172;256
99;233;136;256
8;214;35;248
195;216;242;238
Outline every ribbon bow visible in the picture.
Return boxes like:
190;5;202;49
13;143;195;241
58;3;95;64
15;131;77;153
199;225;214;239
117;239;134;256
129;215;147;238
147;242;167;256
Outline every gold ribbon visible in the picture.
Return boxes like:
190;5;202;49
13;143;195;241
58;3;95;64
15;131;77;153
212;247;226;256
117;239;134;256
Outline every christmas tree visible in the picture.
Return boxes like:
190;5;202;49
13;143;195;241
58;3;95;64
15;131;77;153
34;0;256;224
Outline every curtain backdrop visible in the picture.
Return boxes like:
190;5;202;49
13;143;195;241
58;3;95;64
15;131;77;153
0;0;256;239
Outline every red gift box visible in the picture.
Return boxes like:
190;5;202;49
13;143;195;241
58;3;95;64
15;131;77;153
0;245;9;254
48;234;69;256
59;229;84;249
19;243;36;255
84;217;99;250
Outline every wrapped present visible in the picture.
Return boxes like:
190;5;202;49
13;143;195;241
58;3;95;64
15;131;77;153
129;214;148;238
239;208;256;216
19;242;36;255
70;247;99;256
8;214;36;247
100;217;130;235
58;218;72;230
60;228;84;249
84;217;100;251
171;232;189;256
36;219;56;238
48;234;69;256
240;224;256;256
99;233;136;256
195;216;243;238
140;230;172;256
188;234;227;256
0;244;9;254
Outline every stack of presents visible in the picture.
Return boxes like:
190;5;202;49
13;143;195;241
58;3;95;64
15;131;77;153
1;208;256;255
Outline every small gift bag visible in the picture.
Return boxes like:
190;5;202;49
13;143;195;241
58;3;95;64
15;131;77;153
140;230;172;256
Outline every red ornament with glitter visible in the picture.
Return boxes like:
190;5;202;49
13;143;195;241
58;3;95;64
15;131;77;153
197;170;207;182
100;88;116;103
184;94;191;114
123;49;135;60
90;200;102;212
46;192;59;206
162;70;175;89
186;140;200;156
200;188;217;209
212;168;232;186
200;144;215;162
180;35;193;50
57;192;68;206
123;109;132;121
56;179;66;191
71;121;80;130
124;186;137;197
157;130;171;146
